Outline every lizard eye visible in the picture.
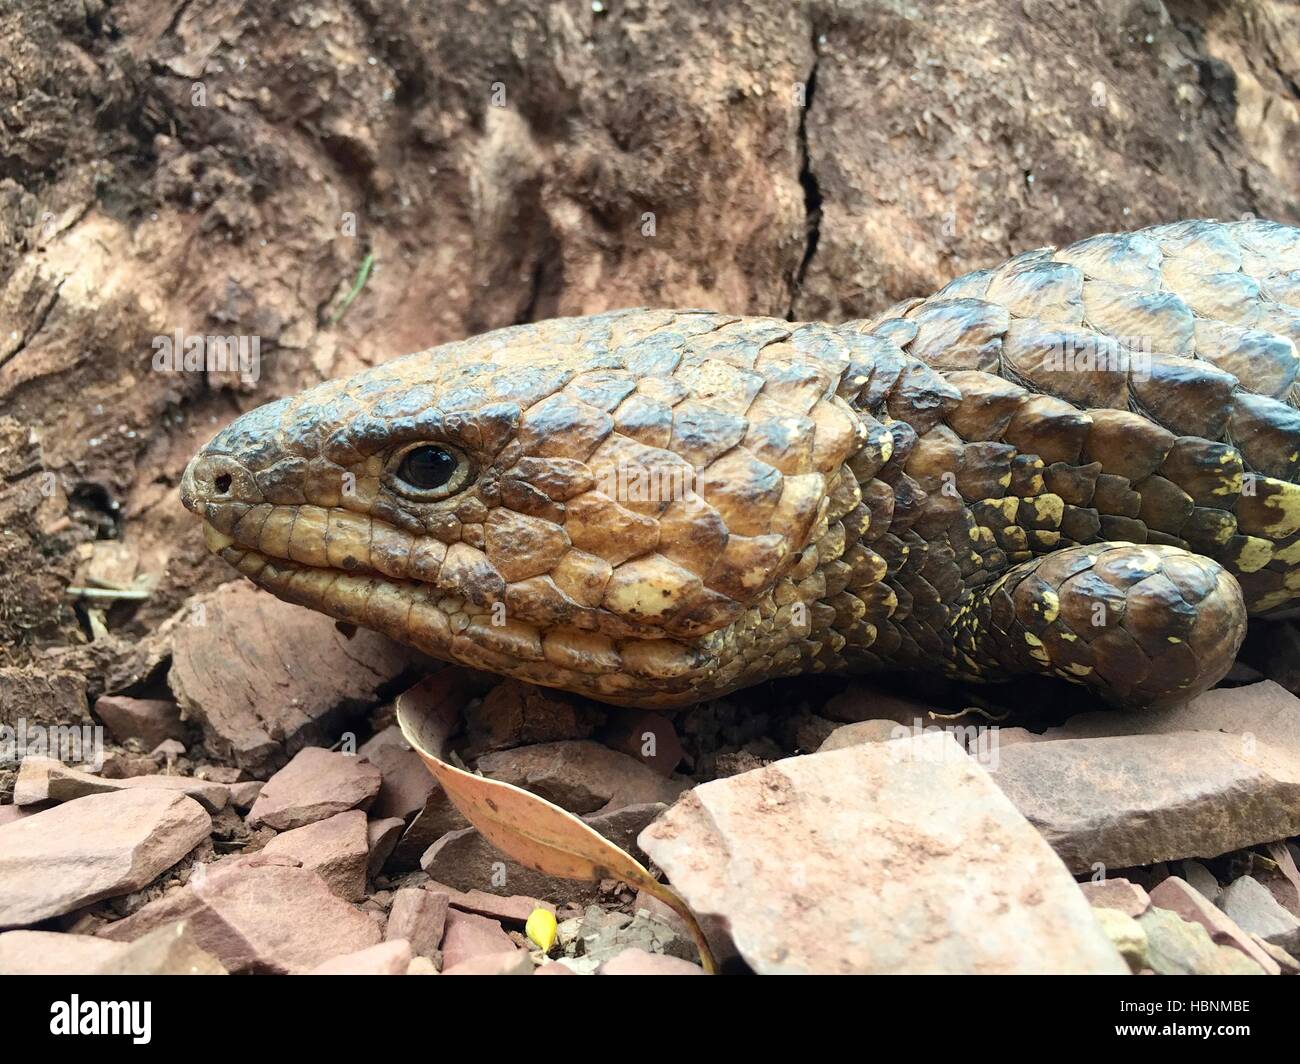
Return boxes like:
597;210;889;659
388;443;472;500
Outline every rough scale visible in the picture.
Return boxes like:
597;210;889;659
182;218;1300;711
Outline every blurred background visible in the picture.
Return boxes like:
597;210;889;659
2;0;1298;672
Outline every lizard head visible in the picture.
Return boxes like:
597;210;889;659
181;310;876;707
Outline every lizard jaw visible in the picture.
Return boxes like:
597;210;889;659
199;520;716;708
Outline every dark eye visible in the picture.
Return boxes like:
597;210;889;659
398;446;456;489
389;443;471;499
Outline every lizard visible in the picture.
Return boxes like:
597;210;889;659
182;218;1300;712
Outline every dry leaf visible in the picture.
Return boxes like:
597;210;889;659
396;675;716;973
1267;841;1300;908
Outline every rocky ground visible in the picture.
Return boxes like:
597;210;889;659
1;578;1299;974
3;0;1300;974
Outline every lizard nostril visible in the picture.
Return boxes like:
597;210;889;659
214;473;232;494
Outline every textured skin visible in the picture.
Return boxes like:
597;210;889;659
182;218;1300;710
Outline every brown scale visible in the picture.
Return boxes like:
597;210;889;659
834;218;1300;705
183;220;1300;711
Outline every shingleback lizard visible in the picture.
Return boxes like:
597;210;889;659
182;218;1300;712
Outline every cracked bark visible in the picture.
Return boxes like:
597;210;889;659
787;42;822;322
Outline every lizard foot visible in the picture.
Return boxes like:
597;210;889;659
951;542;1246;710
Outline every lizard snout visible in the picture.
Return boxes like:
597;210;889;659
181;451;258;515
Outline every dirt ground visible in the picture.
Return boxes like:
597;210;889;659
2;0;1299;698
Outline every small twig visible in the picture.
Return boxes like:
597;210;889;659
929;705;1009;723
328;253;375;326
66;586;152;601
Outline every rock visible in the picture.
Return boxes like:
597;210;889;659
534;961;577;975
167;582;422;773
476;741;688;814
818;719;905;751
248;747;381;830
77;539;139;588
632;889;693;941
1213;946;1270;975
196;766;244;784
990;731;1300;872
1219;875;1300;953
1266;842;1300;911
1092;908;1148;973
423;882;554;925
1181;860;1222;902
581;802;666;859
820;683;942;726
386;887;449;957
439;909;521;969
789;712;839;753
1148;877;1280;975
93;695;186;749
0;790;211;928
419;803;665;906
383;789;469;873
598;948;706;975
576;904;694;964
573;906;628;941
1251;934;1300;974
0;931;130;974
596;706;683;776
639;733;1127;974
97;857;381;974
94;921;227;975
711;750;769;777
100;752;166;779
367;817;405;876
1043;681;1300;758
259;810;370;900
442;949;533;975
465;679;604;756
992;728;1048;747
310;939;412;975
406;956;440;975
1137;907;1266;975
358;725;438;821
228;781;263;811
0;805;33;828
1261;872;1300;920
554;955;602;975
0;668;91;730
13;756;228;813
1079;878;1150;918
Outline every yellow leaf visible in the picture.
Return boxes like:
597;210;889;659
395;675;715;974
526;907;558;952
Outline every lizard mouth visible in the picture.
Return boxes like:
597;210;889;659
198;517;546;668
197;518;716;707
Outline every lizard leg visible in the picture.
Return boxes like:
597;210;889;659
950;542;1246;709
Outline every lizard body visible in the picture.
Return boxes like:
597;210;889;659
182;218;1300;710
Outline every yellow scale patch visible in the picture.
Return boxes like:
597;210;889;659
1022;631;1050;665
1029;494;1065;527
1260;479;1300;538
1236;537;1274;573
